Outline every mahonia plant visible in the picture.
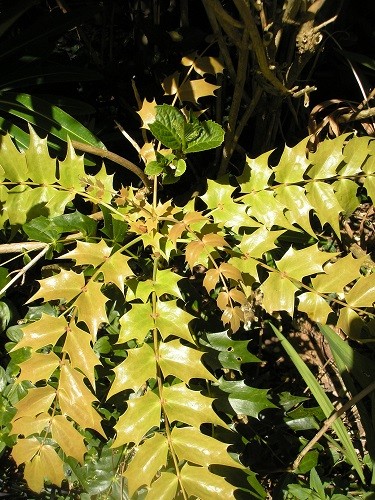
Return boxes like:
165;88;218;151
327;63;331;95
0;52;374;496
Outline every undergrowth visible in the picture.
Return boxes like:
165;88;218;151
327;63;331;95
0;51;374;499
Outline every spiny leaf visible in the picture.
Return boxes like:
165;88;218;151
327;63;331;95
74;280;108;341
85;167;115;205
261;271;299;315
244;191;295;230
13;386;56;421
159;339;216;383
100;251;133;291
276;244;334;281
177;79;220;104
333;179;359;216
10;413;50;438
238;227;284;258
345;273;375;307
311;253;366;294
219;380;277;418
0;133;28;182
59;139;87;190
118;302;154;344
307;134;347;179
340;135;369;175
337;307;367;340
137;98;158;130
306;181;343;237
205;331;261;371
163;383;226;428
156;301;195;343
51;415;87;463
17;351;60;384
26;127;57;184
58;363;105;437
127;269;183;302
63;239;111;267
123;433;168;497
145;471;178;500
273;138;310;183
24;445;65;493
63;322;101;389
107;343;156;398
113;391;160;447
181;53;225;76
297;292;333;324
276;185;315;237
180;462;237;500
201;180;256;229
14;314;67;351
171;426;244;469
28;269;85;304
236;151;273;192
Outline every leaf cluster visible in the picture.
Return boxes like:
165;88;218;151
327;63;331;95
0;126;374;497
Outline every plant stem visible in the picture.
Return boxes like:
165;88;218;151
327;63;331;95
71;141;152;193
293;379;375;470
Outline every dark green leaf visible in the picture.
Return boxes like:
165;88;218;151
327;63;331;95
100;205;128;244
184;120;224;153
219;380;277;418
297;451;319;474
52;211;97;236
206;331;260;370
23;216;61;243
149;105;185;150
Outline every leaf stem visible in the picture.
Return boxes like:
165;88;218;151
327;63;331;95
71;141;152;193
